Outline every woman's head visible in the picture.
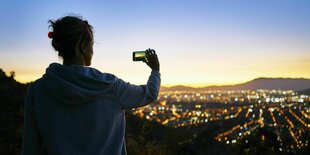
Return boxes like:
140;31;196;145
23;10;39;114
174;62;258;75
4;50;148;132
48;16;94;66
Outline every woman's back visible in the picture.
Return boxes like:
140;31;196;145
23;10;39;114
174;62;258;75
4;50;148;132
22;62;160;155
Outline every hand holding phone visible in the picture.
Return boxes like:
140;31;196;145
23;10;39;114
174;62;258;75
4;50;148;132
133;48;160;71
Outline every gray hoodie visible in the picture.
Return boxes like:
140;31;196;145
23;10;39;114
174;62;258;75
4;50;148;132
22;63;161;155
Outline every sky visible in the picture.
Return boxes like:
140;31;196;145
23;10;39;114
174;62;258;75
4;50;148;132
0;0;309;87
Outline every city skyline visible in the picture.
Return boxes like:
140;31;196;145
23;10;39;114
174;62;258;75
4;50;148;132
0;0;310;87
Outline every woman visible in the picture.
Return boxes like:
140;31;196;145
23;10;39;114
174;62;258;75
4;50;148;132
22;15;161;155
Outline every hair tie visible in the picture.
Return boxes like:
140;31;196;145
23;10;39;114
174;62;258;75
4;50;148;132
48;31;53;39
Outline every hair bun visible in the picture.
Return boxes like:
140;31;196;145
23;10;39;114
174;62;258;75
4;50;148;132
48;31;53;39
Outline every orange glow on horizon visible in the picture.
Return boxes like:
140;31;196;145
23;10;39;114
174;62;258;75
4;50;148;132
11;72;310;88
2;49;310;87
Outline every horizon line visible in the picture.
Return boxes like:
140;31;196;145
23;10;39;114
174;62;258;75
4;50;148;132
10;76;310;88
1;67;309;87
160;77;310;88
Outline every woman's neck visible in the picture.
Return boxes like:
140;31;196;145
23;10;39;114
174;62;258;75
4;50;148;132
63;57;85;66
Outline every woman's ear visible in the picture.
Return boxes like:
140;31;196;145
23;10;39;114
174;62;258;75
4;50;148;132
80;43;87;54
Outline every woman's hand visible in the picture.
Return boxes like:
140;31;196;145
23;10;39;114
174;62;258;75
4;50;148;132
144;48;160;71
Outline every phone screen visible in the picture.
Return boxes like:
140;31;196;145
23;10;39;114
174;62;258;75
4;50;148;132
133;51;146;61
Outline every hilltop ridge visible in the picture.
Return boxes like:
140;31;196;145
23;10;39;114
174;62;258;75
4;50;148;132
161;77;310;91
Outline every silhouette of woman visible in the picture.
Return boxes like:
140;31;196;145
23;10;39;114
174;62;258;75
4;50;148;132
22;15;160;155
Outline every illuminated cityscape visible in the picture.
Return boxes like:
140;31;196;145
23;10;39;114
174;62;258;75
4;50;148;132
130;89;310;151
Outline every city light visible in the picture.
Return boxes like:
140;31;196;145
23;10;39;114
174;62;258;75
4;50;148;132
130;89;310;150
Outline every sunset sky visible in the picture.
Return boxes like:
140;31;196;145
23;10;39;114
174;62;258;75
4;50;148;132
0;0;309;87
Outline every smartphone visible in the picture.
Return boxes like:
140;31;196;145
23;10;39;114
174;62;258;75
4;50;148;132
133;51;146;61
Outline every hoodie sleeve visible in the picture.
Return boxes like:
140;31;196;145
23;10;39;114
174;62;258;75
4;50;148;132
22;84;43;155
116;70;161;109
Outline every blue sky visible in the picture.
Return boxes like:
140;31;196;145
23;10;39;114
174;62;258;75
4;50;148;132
0;0;309;86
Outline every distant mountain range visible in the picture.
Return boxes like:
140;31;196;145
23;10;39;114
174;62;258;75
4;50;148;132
161;78;310;91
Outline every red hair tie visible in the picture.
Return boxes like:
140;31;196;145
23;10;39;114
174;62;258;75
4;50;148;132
48;31;53;39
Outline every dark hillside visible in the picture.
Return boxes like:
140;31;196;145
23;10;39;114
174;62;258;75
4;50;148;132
0;69;29;154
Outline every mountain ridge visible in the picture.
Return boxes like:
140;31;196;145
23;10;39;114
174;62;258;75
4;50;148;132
161;77;310;91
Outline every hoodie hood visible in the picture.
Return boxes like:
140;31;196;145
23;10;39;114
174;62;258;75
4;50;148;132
41;63;117;105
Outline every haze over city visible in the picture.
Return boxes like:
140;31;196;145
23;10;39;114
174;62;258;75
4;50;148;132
0;0;309;87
